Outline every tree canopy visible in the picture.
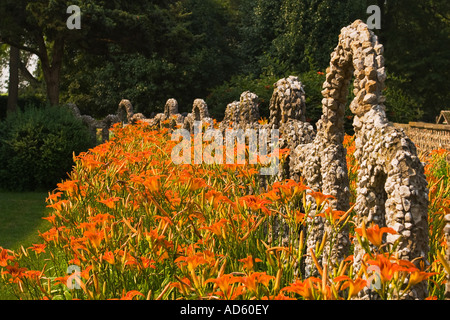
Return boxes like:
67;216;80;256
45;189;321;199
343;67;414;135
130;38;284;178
0;0;448;123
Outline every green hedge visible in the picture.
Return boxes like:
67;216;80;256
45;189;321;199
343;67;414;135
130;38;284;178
0;105;94;191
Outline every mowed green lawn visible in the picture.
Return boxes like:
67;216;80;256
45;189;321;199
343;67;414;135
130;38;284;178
0;192;51;250
0;192;52;299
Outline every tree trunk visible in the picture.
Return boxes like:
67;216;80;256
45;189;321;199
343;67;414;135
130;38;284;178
37;35;64;106
7;46;19;114
44;67;61;106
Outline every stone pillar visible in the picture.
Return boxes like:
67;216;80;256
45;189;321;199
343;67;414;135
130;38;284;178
117;99;134;124
164;98;179;119
239;91;260;129
219;91;260;132
269;76;306;127
219;101;240;132
184;99;213;131
293;21;429;296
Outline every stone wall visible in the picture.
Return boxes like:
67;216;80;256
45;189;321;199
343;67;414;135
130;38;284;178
393;122;450;153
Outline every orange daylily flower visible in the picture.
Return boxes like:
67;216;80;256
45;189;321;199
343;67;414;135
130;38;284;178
175;255;208;272
42;215;56;225
89;213;115;225
144;175;163;192
57;180;79;195
263;293;296;300
1;262;27;283
83;229;104;248
258;118;268;125
317;208;346;225
238;255;262;272
124;254;138;267
120;290;145;300
97;197;121;209
205;190;224;208
263;189;281;202
46;199;69;212
241;272;274;293
355;223;397;247
80;155;104;171
365;254;402;283
29;244;46;254
102;251;115;265
206;274;243;300
201;219;228;237
189;178;208;191
77;222;97;232
39;226;65;243
239;195;272;215
0;248;15;267
140;256;156;270
309;191;335;208
46;192;63;203
408;269;437;286
24;270;42;281
281;277;321;300
171;277;193;295
334;275;367;298
54;274;70;286
278;179;309;199
236;167;259;179
292;210;306;225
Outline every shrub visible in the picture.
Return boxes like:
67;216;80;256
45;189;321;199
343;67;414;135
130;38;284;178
0;95;46;120
0;105;94;191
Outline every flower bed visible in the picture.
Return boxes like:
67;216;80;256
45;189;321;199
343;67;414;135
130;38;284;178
0;121;448;300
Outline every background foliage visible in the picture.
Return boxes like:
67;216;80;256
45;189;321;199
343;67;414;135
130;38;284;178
1;0;449;122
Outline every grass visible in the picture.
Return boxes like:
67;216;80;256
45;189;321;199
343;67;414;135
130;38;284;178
0;192;51;250
0;191;51;299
